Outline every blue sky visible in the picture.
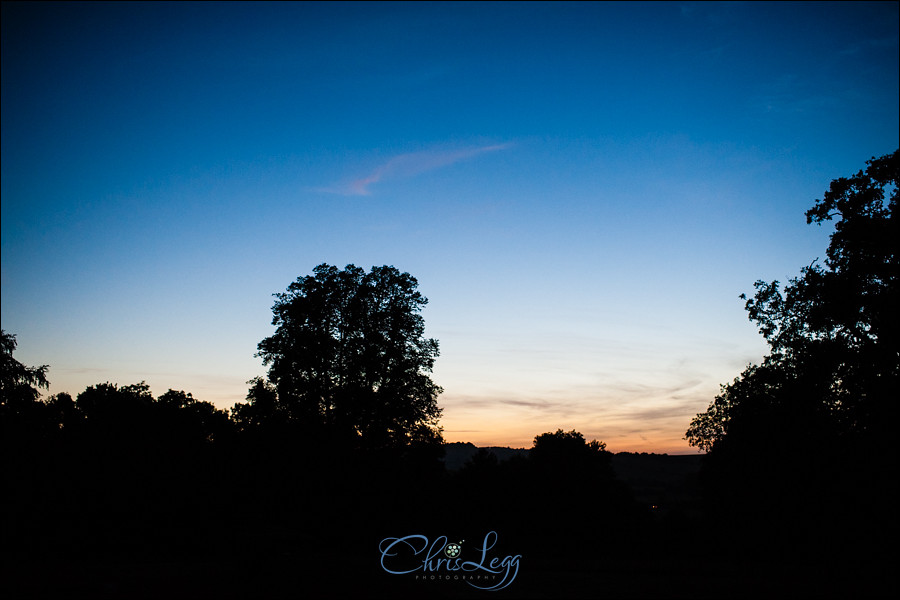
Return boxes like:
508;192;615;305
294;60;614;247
2;1;898;452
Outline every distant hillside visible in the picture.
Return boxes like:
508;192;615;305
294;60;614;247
442;442;530;470
442;443;704;516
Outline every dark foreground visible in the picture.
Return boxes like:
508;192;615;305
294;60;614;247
3;450;895;599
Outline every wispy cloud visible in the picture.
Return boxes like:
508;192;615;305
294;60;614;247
327;143;512;196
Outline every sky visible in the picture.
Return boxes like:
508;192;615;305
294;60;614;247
2;1;898;453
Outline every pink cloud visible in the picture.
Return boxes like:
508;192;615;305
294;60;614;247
337;143;511;196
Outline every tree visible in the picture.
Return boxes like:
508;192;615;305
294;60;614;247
686;150;899;453
531;428;613;480
252;264;443;449
157;389;232;444
1;330;52;444
684;151;899;558
0;330;49;410
230;377;280;432
520;430;635;555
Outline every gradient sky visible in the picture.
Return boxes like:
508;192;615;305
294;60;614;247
3;2;898;453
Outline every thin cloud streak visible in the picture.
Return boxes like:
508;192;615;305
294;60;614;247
332;143;512;196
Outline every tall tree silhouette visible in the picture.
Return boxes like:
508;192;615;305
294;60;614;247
251;264;443;449
685;150;899;559
686;150;898;453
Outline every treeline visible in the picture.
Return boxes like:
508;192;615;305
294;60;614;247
2;376;233;560
1;363;643;553
1;349;659;597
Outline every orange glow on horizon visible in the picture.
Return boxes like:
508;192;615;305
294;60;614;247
442;428;698;455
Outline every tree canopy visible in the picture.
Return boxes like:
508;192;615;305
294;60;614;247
249;263;443;449
1;330;49;409
686;150;898;453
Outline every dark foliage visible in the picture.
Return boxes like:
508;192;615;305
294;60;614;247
0;330;49;423
685;151;899;571
242;264;443;452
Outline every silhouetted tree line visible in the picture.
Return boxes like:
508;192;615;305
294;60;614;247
686;150;899;572
1;358;234;561
2;332;644;556
2;341;653;598
0;267;650;597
